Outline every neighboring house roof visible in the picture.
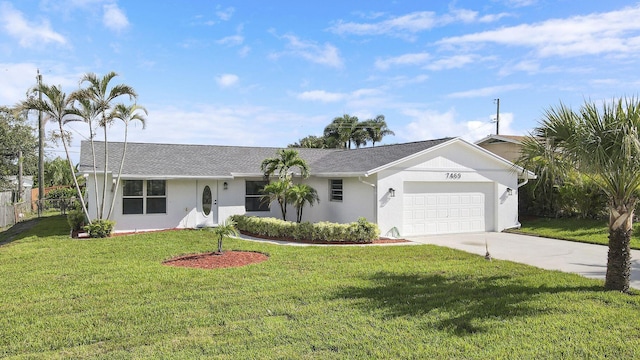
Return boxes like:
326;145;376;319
475;134;526;145
79;138;453;178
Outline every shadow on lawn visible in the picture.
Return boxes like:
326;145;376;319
0;215;68;245
335;272;602;336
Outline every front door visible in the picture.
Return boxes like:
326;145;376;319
197;181;218;227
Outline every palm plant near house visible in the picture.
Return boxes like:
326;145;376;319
288;183;320;223
261;180;291;220
106;103;147;220
260;149;310;181
208;219;239;254
71;97;102;216
19;83;91;224
520;98;640;292
74;71;137;220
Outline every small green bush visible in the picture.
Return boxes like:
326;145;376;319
67;208;86;232
230;215;379;243
84;219;115;238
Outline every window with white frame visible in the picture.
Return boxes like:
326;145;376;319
329;179;343;201
122;180;166;214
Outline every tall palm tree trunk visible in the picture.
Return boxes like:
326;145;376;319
58;121;91;224
88;127;100;220
107;124;129;220
605;205;633;292
100;121;108;219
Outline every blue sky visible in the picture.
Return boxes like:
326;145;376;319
2;0;640;162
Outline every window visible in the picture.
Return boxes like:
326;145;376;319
329;179;343;201
122;180;166;214
202;185;212;216
245;180;269;212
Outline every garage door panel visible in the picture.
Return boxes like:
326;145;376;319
402;182;493;236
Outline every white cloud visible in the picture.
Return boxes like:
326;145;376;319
297;88;382;103
216;6;235;21
0;2;67;47
448;84;529;98
329;9;508;39
439;5;640;58
297;90;346;102
0;63;79;105
398;108;519;143
272;34;343;68
425;54;479;70
375;52;431;70
216;73;239;87
103;3;129;32
216;35;243;46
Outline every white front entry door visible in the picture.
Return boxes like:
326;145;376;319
197;181;218;227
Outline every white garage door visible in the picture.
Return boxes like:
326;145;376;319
402;182;493;236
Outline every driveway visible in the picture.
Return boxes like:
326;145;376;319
407;232;640;290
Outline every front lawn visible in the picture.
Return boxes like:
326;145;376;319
1;216;640;358
514;217;640;249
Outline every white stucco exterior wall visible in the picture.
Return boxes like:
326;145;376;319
374;140;520;237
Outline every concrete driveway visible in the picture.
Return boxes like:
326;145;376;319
407;232;640;290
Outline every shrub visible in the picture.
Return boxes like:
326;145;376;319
67;208;86;232
230;215;379;243
84;219;115;238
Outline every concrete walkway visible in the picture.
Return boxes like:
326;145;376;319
407;232;640;290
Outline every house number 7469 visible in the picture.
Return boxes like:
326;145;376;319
446;172;462;180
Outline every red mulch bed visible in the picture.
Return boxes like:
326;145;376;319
163;250;269;269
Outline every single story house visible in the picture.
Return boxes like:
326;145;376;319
78;137;535;237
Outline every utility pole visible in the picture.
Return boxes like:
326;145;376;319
37;69;44;217
494;98;500;135
17;149;23;203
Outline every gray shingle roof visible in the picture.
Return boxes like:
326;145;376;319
78;138;454;178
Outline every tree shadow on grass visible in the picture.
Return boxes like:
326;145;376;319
334;272;602;336
0;215;68;245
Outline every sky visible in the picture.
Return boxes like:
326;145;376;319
2;0;640;163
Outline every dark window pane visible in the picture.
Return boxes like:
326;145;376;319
147;180;166;196
202;186;212;216
123;180;143;196
246;180;268;195
123;198;143;214
330;179;343;201
147;198;166;214
245;197;269;212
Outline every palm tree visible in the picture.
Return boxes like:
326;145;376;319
363;115;395;147
19;83;91;223
520;98;640;292
71;96;101;216
260;180;291;220
288;183;320;223
208;219;239;254
75;72;137;219
106;103;147;220
260;149;310;180
324;114;361;149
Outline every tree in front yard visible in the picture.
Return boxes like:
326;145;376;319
209;219;239;254
260;148;310;181
288;183;320;223
520;98;640;292
19;84;91;223
261;180;291;220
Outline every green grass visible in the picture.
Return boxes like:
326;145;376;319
2;216;640;359
514;217;640;249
